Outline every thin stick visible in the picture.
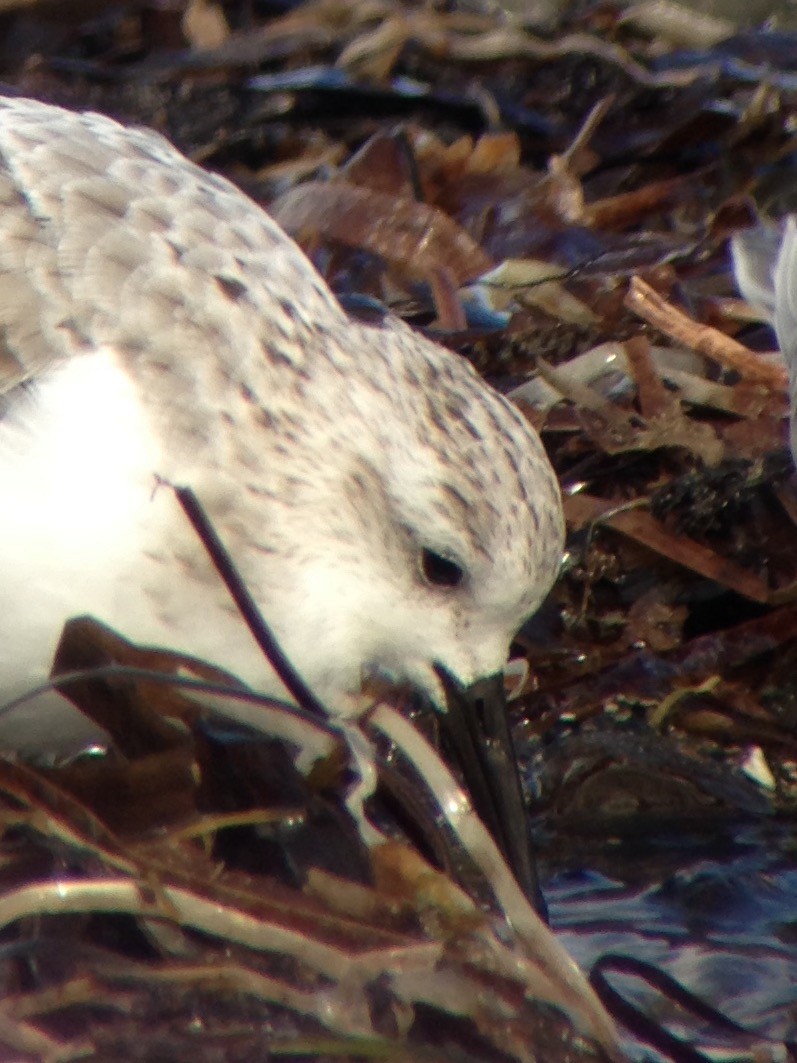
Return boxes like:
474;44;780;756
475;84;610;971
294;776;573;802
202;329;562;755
625;275;788;390
174;485;330;720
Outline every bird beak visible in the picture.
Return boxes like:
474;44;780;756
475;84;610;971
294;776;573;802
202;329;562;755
435;666;546;917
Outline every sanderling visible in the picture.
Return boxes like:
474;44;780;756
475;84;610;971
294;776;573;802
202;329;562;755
0;95;564;889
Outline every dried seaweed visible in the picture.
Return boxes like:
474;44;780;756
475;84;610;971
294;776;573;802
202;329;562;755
0;619;619;1063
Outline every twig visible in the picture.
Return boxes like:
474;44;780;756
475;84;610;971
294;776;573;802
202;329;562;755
174;485;330;720
625;276;789;390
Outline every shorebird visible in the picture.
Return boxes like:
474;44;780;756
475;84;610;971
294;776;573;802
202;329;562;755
0;95;564;894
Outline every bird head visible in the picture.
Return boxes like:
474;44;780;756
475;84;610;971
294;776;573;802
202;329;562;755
236;316;565;715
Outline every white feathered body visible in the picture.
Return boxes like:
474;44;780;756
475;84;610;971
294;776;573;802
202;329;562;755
0;97;564;747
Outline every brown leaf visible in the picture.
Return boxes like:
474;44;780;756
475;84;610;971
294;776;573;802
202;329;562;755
271;180;493;285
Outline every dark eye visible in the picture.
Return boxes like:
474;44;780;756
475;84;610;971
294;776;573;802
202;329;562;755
421;548;464;588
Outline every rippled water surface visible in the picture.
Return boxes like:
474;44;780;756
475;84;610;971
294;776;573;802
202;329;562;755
544;820;797;1058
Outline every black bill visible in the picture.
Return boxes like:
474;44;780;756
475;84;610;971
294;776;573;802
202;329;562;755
436;666;546;919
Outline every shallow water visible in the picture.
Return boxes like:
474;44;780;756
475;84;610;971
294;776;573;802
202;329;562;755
544;820;797;1058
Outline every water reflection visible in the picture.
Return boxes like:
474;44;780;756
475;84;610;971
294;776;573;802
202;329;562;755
545;821;797;1057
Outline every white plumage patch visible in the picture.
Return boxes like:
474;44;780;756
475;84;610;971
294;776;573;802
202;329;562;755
0;350;161;688
0;351;158;545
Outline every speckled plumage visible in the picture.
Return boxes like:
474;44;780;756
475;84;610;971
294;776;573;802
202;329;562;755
0;96;564;747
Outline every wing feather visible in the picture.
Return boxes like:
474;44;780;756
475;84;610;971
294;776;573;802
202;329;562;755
0;95;346;398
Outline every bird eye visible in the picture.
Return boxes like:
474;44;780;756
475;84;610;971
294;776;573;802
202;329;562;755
421;548;464;588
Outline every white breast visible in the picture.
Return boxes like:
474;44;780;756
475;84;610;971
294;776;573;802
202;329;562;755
0;351;158;554
0;348;274;750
